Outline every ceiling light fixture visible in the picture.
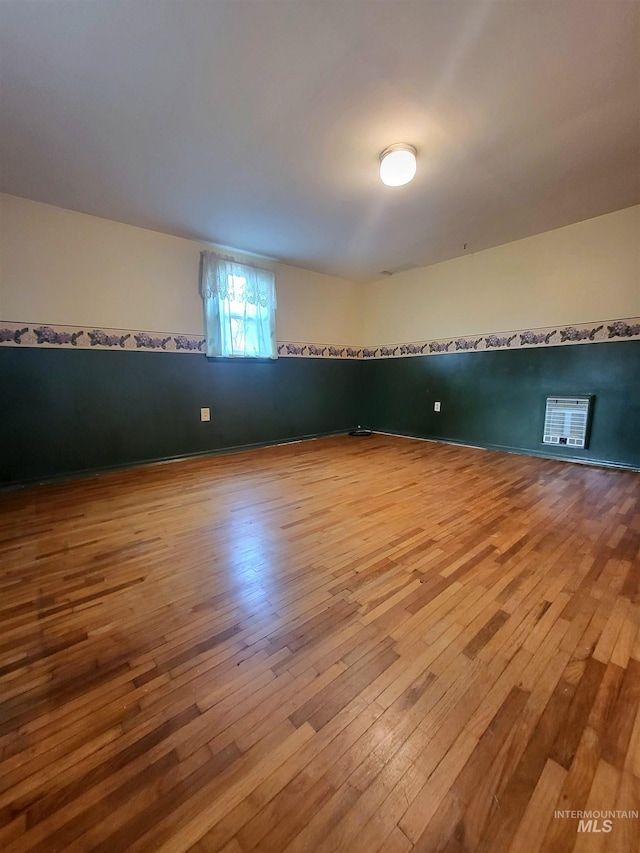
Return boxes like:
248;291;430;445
379;143;417;187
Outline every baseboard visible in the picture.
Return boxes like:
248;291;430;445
6;426;637;490
0;428;353;491
373;430;640;472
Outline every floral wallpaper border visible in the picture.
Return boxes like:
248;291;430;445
359;317;640;359
0;317;638;358
0;323;206;353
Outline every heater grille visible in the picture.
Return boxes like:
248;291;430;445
543;396;592;449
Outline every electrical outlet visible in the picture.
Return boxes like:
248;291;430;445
434;401;441;412
200;407;210;422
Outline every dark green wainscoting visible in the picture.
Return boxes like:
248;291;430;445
2;340;638;486
361;340;640;470
0;348;365;485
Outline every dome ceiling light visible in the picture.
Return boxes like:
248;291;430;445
379;143;417;187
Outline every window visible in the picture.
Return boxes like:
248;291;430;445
200;252;277;359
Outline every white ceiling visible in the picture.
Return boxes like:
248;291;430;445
1;0;638;282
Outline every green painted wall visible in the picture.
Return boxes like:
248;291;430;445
1;340;638;486
362;340;640;470
0;348;364;485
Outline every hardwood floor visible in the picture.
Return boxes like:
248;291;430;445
0;434;638;852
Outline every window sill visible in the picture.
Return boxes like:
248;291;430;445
205;355;278;363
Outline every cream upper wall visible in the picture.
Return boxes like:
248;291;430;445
275;264;362;347
363;205;640;345
1;194;638;348
0;193;363;345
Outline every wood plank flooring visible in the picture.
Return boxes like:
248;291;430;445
0;434;639;852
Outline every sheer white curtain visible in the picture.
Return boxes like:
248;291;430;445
200;252;277;359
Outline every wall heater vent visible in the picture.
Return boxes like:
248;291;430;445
543;396;592;449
